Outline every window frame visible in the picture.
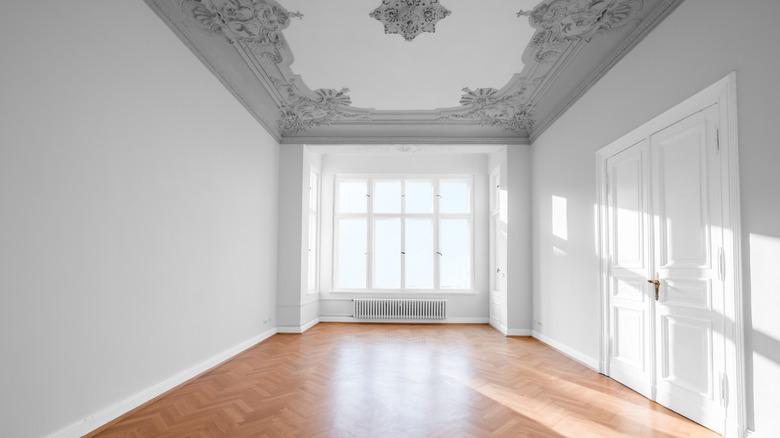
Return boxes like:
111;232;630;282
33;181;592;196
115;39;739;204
332;174;474;293
307;166;320;294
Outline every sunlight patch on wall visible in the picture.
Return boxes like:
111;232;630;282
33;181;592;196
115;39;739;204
552;195;568;240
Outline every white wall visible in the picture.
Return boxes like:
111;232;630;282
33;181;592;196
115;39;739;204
276;145;321;331
507;146;534;333
531;0;780;435
0;2;279;437
318;153;490;321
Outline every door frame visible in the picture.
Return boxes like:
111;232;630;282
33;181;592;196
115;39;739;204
596;73;745;437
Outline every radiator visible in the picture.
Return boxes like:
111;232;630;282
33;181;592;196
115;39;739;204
353;298;447;320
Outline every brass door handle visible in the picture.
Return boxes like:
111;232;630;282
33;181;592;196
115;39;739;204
647;273;660;301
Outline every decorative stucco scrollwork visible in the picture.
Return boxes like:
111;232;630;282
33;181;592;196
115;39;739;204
519;0;644;62
181;0;302;62
272;79;367;133
440;87;535;133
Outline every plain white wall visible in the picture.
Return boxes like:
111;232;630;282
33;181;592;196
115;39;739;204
276;145;305;329
318;153;490;321
531;0;780;435
507;146;534;333
0;1;279;437
276;145;321;330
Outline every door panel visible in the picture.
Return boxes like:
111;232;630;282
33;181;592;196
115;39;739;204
651;106;725;434
605;140;653;397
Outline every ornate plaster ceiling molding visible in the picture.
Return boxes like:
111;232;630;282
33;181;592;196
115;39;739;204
181;0;302;62
370;0;452;42
147;0;679;143
518;0;645;63
437;83;539;135
272;79;369;132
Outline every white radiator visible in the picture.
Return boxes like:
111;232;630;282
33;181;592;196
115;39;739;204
353;298;447;320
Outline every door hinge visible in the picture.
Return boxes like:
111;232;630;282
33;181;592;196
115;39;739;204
720;372;729;407
716;129;720;154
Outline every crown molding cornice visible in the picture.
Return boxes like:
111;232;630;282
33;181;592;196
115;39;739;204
144;0;283;142
529;0;686;142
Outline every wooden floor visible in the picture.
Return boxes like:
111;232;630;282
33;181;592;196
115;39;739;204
88;323;720;437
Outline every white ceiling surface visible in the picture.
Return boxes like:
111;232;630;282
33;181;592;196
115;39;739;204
282;0;538;111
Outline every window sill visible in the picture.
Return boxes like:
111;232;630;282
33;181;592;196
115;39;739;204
325;289;480;296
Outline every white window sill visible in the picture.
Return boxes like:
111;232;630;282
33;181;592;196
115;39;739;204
326;289;480;296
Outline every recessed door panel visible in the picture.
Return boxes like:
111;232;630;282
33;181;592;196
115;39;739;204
660;314;713;396
614;307;645;370
655;123;710;269
665;278;711;310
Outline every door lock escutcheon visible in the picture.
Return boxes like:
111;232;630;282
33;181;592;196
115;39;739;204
647;273;660;301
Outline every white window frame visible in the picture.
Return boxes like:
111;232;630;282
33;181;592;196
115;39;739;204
333;174;474;293
307;166;320;293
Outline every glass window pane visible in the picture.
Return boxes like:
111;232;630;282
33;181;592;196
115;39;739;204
337;218;366;288
373;181;401;213
405;181;433;213
405;219;433;288
373;219;401;288
338;181;367;213
440;219;470;288
439;181;469;214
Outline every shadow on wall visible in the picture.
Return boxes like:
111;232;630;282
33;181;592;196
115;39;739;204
741;232;780;430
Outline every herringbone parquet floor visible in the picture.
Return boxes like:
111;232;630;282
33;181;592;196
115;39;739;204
87;323;720;438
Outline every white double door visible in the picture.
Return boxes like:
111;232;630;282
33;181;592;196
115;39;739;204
604;104;727;433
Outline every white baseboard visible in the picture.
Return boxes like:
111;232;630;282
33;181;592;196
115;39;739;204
532;331;600;371
319;316;489;324
744;429;768;438
277;317;320;334
507;328;533;336
45;328;278;438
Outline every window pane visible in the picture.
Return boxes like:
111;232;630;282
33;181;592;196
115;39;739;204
405;181;433;213
440;219;470;288
373;181;401;213
373;219;401;288
338;181;367;213
337;218;366;288
439;181;469;214
405;219;433;288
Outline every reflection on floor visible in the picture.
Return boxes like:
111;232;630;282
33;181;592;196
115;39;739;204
88;323;720;437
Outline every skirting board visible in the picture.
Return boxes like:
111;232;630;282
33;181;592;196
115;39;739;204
532;331;600;371
319;316;489;324
45;328;278;438
276;317;320;334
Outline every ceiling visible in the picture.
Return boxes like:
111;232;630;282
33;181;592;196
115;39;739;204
146;0;683;145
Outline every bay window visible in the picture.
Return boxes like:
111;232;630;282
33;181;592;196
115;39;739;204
334;175;473;292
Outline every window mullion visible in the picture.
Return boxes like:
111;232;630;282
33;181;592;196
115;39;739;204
366;179;373;290
434;177;440;290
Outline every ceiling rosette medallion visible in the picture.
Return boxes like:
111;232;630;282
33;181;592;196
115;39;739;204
370;0;452;41
519;0;644;62
180;0;302;62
